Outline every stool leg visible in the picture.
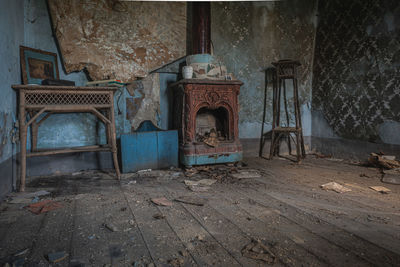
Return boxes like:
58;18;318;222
276;77;282;127
293;76;306;158
295;132;301;162
282;80;292;155
269;131;274;159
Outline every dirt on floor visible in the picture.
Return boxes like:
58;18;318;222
0;156;399;266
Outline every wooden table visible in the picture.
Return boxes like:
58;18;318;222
12;85;121;191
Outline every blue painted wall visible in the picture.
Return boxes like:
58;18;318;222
0;0;25;197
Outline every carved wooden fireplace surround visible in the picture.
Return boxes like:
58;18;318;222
171;79;243;166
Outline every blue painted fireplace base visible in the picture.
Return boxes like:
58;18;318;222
180;151;243;167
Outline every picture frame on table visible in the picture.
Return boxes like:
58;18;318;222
20;46;59;84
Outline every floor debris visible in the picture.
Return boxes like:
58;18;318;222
175;196;207;206
151;197;173;207
104;223;119;232
48;251;68;263
231;170;261;179
137;169;152;173
7;190;51;204
382;169;400;185
185;179;216;192
382;175;400;185
187;185;211;192
369;186;391;194
153;213;165;220
368;153;400;169
179;250;188;257
184;179;216;186
13;248;29;257
241;239;276;264
168;257;184;267
25;200;62;214
320;182;352;193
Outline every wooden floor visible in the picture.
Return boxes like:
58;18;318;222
0;157;399;266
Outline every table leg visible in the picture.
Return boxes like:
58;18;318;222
19;95;27;192
109;99;121;179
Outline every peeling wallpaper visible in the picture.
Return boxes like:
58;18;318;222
47;0;186;81
312;0;400;143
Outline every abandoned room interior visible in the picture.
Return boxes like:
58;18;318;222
0;0;399;266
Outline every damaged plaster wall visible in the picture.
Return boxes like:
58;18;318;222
211;1;318;140
312;0;400;145
47;0;186;81
0;0;24;197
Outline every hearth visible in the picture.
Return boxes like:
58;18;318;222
171;79;243;166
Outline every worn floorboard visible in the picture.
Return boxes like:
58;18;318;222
0;157;399;266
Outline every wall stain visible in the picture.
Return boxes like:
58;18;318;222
0;113;8;158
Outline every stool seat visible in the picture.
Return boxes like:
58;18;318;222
273;127;302;132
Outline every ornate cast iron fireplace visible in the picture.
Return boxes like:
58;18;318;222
171;79;243;166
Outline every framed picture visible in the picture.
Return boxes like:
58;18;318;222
20;46;59;84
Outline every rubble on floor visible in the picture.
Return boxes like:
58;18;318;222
183;162;259;184
174;196;207;206
368;153;400;169
196;128;227;148
382;168;400;185
47;251;68;263
365;153;400;185
369;186;391;194
6;190;50;204
241;239;276;264
151;197;173;207
320;182;352;193
25;200;62;215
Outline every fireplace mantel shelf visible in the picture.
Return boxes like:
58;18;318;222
170;79;243;87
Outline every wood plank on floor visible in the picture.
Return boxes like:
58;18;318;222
122;181;198;266
136;181;243;267
234;183;400;267
210;182;374;267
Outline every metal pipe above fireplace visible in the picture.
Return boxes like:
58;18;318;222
192;2;211;54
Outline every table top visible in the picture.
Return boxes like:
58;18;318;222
12;85;119;91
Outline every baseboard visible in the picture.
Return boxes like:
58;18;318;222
240;137;312;158
0;156;16;201
311;136;400;161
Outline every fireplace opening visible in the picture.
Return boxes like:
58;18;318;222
195;107;229;146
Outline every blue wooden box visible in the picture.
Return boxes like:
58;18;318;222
120;121;178;173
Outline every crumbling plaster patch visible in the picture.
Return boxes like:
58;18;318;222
128;73;161;131
47;0;186;81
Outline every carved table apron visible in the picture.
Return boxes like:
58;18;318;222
12;85;121;191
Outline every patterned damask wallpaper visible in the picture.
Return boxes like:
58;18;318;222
312;0;400;141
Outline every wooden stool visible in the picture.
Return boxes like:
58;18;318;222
269;60;306;162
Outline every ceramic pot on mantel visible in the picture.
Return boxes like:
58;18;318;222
182;66;193;79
